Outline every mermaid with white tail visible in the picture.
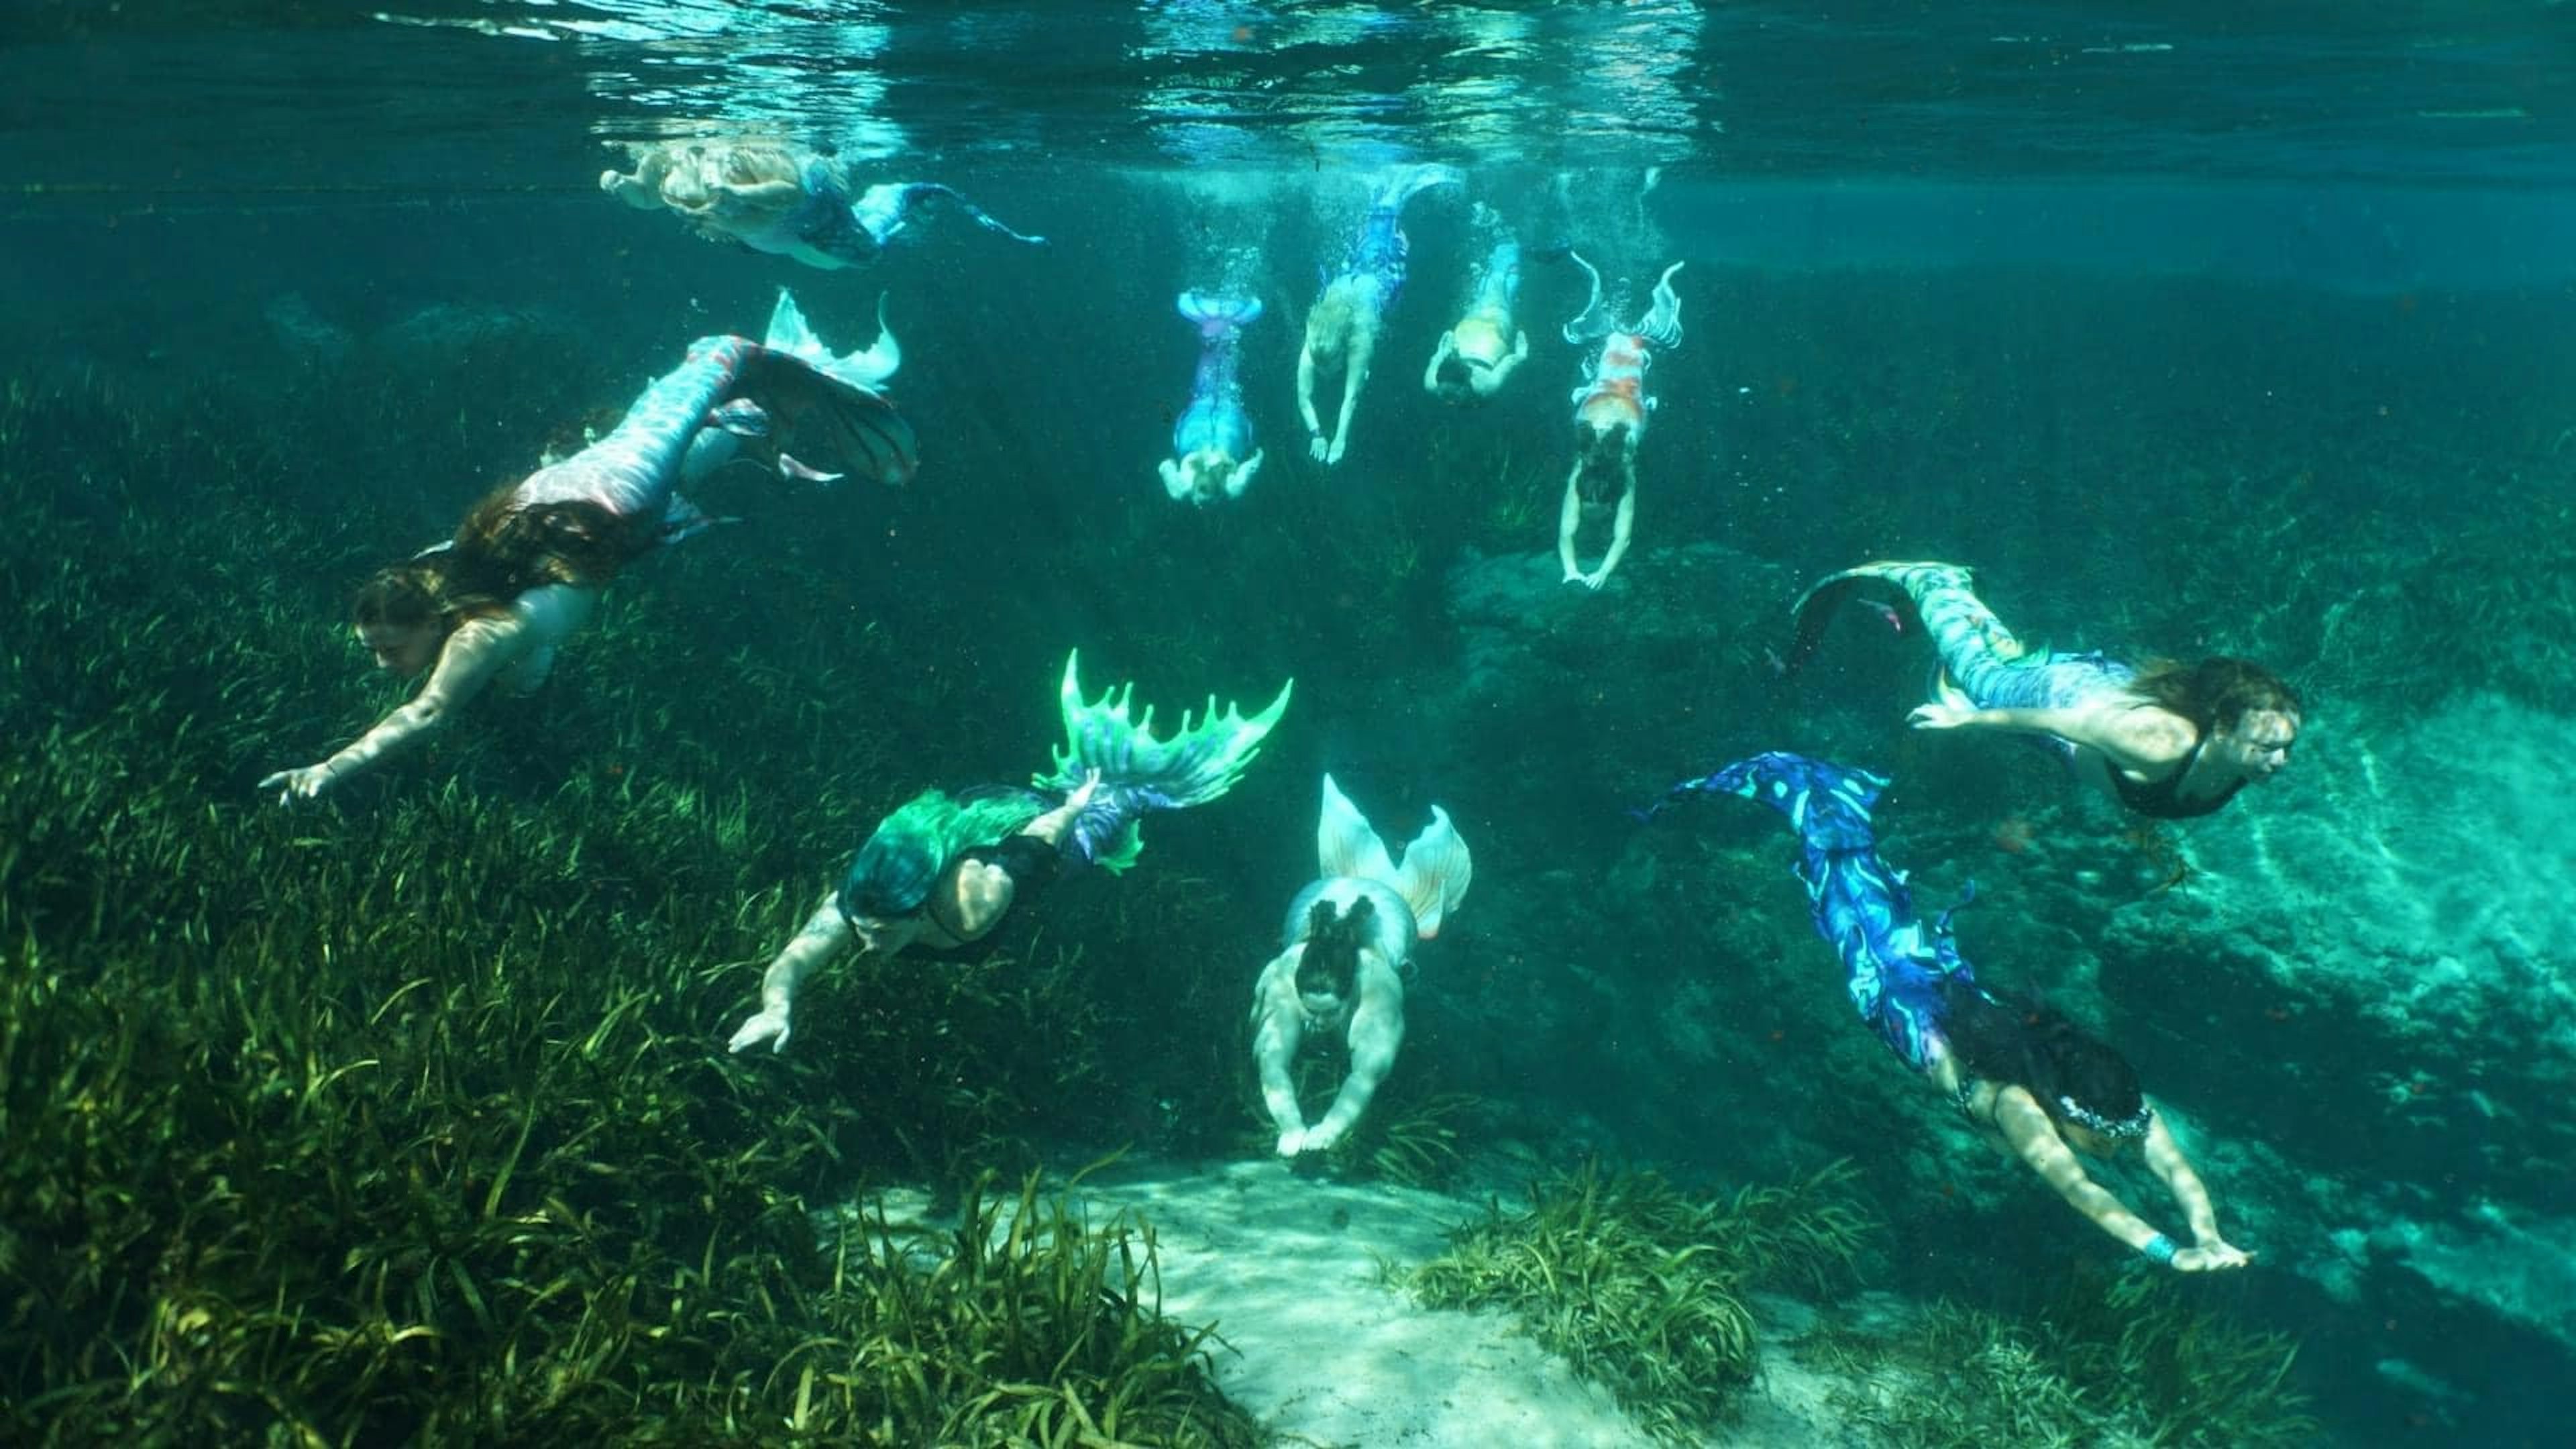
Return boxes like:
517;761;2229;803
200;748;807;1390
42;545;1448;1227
728;652;1294;1055
602;140;1044;271
1297;163;1464;466
1251;775;1473;1158
260;292;914;802
1559;252;1684;591
1161;292;1265;504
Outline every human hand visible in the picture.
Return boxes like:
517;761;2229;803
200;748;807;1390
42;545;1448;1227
1324;435;1347;466
258;763;337;804
1562;566;1585;585
1582;569;1609;592
1300;1121;1346;1153
1275;1126;1306;1157
1908;703;1972;731
1064;767;1103;812
1308;431;1330;463
2172;1240;2253;1273
729;1005;793;1055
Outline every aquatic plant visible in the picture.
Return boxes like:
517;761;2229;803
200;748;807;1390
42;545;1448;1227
1396;1159;1873;1440
1817;1265;2316;1448
0;364;1251;1444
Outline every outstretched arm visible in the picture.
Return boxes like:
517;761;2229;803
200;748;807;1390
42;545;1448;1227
728;895;856;1054
1250;953;1309;1154
1558;463;1587;583
1910;699;2194;775
2142;1112;2251;1268
1585;484;1636;590
1326;332;1373;466
1020;768;1102;845
1296;343;1326;455
260;611;529;802
1301;957;1405;1152
1994;1087;2248;1272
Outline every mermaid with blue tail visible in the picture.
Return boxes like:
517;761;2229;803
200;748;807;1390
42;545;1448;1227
260;292;915;802
1297;163;1464;466
1161;292;1265;504
727;652;1293;1055
602;140;1044;271
1644;750;2252;1271
1783;561;2302;819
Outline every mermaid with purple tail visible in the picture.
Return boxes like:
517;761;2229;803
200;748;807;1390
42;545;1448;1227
259;292;915;802
1161;292;1265;504
1645;749;2253;1270
727;651;1293;1055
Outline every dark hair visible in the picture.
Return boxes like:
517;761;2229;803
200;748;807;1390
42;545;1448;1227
1940;980;2145;1133
352;485;642;635
1576;421;1631;505
353;548;511;636
2129;656;2302;734
1436;354;1473;390
1296;895;1375;1001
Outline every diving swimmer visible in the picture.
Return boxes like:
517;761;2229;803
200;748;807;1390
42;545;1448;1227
1296;163;1464;466
726;652;1295;1055
1558;252;1684;592
1161;292;1266;504
601;140;1044;271
1644;751;2253;1271
260;292;913;803
1250;775;1473;1158
1782;561;2301;818
1424;215;1533;404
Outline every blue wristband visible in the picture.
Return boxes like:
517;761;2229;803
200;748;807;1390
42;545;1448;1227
2139;1233;2180;1266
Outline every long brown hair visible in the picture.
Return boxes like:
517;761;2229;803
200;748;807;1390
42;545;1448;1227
2128;657;2302;733
352;484;646;635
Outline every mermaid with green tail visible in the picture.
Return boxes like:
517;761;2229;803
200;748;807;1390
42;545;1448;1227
727;651;1293;1054
1784;561;2302;820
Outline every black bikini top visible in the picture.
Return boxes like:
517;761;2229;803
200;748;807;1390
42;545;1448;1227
2108;737;2245;820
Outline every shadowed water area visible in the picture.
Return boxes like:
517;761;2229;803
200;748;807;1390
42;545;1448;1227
5;2;2575;1445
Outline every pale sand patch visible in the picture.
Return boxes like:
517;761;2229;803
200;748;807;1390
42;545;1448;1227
967;1156;1890;1448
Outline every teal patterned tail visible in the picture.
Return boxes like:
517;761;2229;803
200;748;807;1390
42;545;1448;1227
1785;560;2129;714
1037;651;1294;871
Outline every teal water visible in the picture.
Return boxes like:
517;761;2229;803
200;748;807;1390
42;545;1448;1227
5;3;2574;1446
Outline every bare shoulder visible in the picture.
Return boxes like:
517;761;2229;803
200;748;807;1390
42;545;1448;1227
2100;702;2198;763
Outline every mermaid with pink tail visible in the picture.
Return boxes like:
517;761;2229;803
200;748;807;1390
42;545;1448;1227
259;292;916;803
1160;292;1265;504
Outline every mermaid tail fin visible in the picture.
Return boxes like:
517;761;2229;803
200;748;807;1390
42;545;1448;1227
1639;751;1887;855
1373;162;1466;213
764;288;902;389
1560;249;1612;344
1179;291;1264;335
857;181;1047;246
1635;260;1685;348
1316;775;1474;939
735;289;918;487
1040;651;1294;870
1779;559;1967;677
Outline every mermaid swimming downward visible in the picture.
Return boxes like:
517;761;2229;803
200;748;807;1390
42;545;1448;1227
1424;209;1533;403
1161;292;1265;504
259;291;914;802
1297;163;1464;467
1643;750;2251;1270
1558;252;1684;591
1784;561;2301;818
727;652;1295;1054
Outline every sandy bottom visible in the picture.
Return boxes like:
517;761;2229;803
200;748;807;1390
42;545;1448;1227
877;1155;1893;1448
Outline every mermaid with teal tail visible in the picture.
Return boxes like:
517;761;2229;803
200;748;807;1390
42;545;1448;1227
1297;162;1464;466
1161;292;1265;505
727;651;1293;1055
1645;751;2253;1271
1784;561;2302;819
602;140;1044;272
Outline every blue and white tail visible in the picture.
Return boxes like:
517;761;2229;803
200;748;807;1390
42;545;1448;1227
763;288;901;390
1640;751;1886;856
1316;774;1473;939
1178;291;1263;337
